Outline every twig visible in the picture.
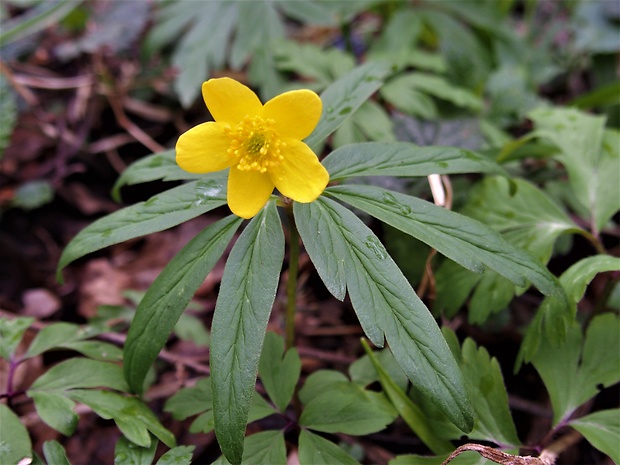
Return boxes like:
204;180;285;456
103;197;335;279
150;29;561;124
441;430;584;465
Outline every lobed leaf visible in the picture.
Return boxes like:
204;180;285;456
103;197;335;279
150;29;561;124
27;358;128;436
30;358;128;392
326;184;559;296
295;197;474;433
155;446;195;465
57;178;228;282
67;389;175;448
24;322;121;362
210;202;285;465
212;431;286;465
0;0;81;45
0;317;34;360
298;430;362;465
114;435;157;465
42;440;71;465
532;313;620;425
455;336;520;446
164;377;275;435
570;409;620;464
258;331;301;412
0;404;32;465
529;107;620;235
519;255;620;364
124;215;242;394
299;378;397;435
28;391;79;436
361;339;453;454
380;72;482;119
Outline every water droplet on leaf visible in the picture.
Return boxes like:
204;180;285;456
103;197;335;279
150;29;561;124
381;192;412;216
364;236;387;259
192;180;223;207
144;196;159;207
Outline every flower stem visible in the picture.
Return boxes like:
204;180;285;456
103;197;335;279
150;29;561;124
285;205;300;351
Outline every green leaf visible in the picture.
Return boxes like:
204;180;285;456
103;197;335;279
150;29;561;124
467;273;515;325
295;197;474;433
456;337;520;446
361;339;453;454
519;255;620;364
419;9;491;90
0;75;17;158
569;81;620;110
28;391;79;436
124;215;241;394
57;177;228;282
174;313;210;347
30;357;128;392
212;431;287;465
0;404;32;465
114;435;157;465
382;73;482;117
67;389;175;448
26;322;98;358
432;176;576;323
305;61;392;151
367;9;421;60
42;440;71;465
332;100;396;147
25;322;121;361
0;0;81;45
298;370;349;405
156;446;195;465
529;107;620;234
326;184;559;296
322;143;505;181
111;150;202;201
170;2;238;107
461;177;581;263
164;378;212;421
349;348;408;392
299;378;397;435
0;316;33;360
27;358;128;435
61;340;123;362
298;430;362;465
11;180;54;210
273;40;354;88
164;377;275;435
210;202;285;465
258;331;301;412
570;409;620;464
532;313;620;425
231;2;283;70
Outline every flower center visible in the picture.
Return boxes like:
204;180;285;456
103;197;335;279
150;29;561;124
226;116;285;173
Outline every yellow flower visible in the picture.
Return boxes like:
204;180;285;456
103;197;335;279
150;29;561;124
176;78;329;219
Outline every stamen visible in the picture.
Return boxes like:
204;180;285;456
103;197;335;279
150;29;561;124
227;116;283;173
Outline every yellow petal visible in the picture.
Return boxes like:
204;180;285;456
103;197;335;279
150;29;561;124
262;89;322;140
202;78;263;125
270;139;329;203
227;167;274;219
176;122;233;173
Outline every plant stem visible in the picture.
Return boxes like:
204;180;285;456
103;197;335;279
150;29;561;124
285;205;300;351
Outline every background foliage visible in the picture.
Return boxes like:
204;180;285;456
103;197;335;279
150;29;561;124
0;0;618;464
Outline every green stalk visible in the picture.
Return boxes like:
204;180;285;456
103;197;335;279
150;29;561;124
285;205;300;351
